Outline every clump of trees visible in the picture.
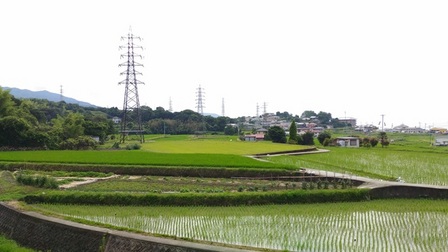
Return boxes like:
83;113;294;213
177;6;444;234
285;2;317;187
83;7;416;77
0;87;114;150
0;87;239;150
314;131;386;148
266;126;287;143
266;125;315;146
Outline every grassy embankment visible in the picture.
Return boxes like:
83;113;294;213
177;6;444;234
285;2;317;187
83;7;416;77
0;235;33;252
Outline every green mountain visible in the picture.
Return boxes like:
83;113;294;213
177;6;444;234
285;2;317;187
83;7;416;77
2;86;97;107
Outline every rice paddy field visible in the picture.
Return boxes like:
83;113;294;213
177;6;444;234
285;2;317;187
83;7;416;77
140;135;307;154
0;150;296;170
31;199;448;251
2;133;448;251
267;145;448;186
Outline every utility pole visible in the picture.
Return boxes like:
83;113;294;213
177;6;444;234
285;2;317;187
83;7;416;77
380;114;385;132
119;27;145;143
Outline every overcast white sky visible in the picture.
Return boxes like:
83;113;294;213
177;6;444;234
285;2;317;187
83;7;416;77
1;0;447;128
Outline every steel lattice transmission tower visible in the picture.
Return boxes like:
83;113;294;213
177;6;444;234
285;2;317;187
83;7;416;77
195;85;205;115
118;27;145;143
221;98;225;117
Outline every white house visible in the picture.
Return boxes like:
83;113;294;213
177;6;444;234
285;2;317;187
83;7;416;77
335;137;359;147
434;136;448;146
112;116;122;124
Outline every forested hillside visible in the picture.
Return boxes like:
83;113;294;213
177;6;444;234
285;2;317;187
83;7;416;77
0;87;238;150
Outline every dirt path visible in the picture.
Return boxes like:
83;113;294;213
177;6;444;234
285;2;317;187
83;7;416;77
58;175;119;189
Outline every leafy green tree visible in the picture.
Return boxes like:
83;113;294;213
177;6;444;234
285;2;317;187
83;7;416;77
0;87;14;117
288;120;298;144
301;110;316;119
317;111;332;125
379;132;389;148
330;118;348;128
14;100;39;126
50;113;85;142
83;121;108;144
62;113;85;139
0;116;30;147
215;117;230;132
317;131;331;145
276;111;293;120
19;127;50;148
173;109;202;122
298;131;315;145
267;126;287;143
224;125;237;135
370;137;379;147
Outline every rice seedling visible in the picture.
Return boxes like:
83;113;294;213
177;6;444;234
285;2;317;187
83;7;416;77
268;147;448;186
32;199;448;251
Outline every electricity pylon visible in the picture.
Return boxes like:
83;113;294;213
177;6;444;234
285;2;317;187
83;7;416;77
119;27;145;143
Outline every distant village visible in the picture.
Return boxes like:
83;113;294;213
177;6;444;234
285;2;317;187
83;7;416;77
236;113;448;146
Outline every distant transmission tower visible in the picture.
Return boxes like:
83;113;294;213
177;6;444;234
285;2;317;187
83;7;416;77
221;98;225;117
195;85;205;115
256;103;259;117
59;85;63;102
169;97;173;112
118;27;145;143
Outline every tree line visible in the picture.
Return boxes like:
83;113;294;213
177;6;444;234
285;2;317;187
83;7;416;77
0;87;356;150
0;87;240;149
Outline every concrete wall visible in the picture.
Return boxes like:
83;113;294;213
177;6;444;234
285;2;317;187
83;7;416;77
370;185;448;199
0;203;251;252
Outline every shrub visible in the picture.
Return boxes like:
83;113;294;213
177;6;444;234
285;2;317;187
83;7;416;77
126;143;141;150
22;189;371;206
370;138;379;147
59;136;98;150
317;131;331;145
16;174;58;189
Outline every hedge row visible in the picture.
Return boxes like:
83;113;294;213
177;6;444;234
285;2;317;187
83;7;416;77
0;162;305;178
22;189;371;206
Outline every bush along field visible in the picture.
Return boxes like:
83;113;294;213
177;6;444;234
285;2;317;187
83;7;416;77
1;133;448;251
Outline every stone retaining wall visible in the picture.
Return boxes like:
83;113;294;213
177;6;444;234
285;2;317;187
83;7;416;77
0;203;251;252
370;185;448;199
